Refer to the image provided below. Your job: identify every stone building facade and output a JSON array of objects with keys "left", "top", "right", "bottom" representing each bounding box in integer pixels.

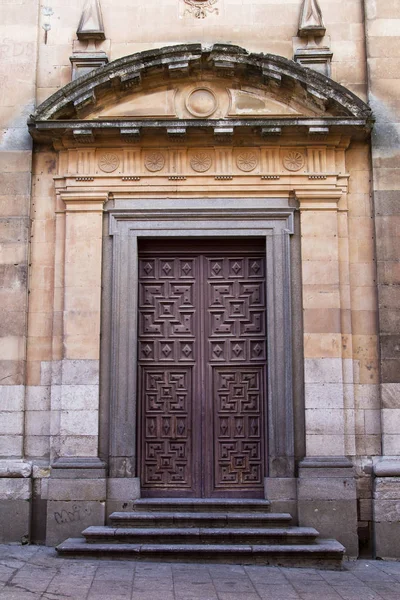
[{"left": 0, "top": 0, "right": 399, "bottom": 558}]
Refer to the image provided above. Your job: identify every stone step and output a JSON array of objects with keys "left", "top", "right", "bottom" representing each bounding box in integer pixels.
[
  {"left": 128, "top": 498, "right": 271, "bottom": 513},
  {"left": 83, "top": 525, "right": 319, "bottom": 545},
  {"left": 56, "top": 538, "right": 345, "bottom": 569},
  {"left": 109, "top": 511, "right": 292, "bottom": 529}
]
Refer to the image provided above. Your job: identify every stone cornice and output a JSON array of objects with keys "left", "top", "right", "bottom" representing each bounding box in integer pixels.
[
  {"left": 30, "top": 117, "right": 372, "bottom": 145},
  {"left": 28, "top": 44, "right": 373, "bottom": 144}
]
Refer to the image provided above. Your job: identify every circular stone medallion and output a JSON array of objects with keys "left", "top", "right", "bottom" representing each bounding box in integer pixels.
[
  {"left": 283, "top": 151, "right": 305, "bottom": 172},
  {"left": 144, "top": 152, "right": 166, "bottom": 172},
  {"left": 190, "top": 152, "right": 213, "bottom": 173},
  {"left": 236, "top": 152, "right": 258, "bottom": 172},
  {"left": 186, "top": 87, "right": 218, "bottom": 118},
  {"left": 98, "top": 153, "right": 120, "bottom": 173}
]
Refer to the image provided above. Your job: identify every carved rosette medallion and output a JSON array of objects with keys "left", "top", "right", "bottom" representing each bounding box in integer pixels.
[
  {"left": 144, "top": 152, "right": 165, "bottom": 172},
  {"left": 186, "top": 88, "right": 218, "bottom": 118},
  {"left": 98, "top": 153, "right": 120, "bottom": 173},
  {"left": 283, "top": 151, "right": 306, "bottom": 172},
  {"left": 183, "top": 0, "right": 219, "bottom": 19},
  {"left": 190, "top": 152, "right": 213, "bottom": 173},
  {"left": 236, "top": 152, "right": 258, "bottom": 173}
]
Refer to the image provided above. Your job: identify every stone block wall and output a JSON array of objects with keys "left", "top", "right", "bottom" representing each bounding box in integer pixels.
[
  {"left": 364, "top": 0, "right": 400, "bottom": 559},
  {"left": 0, "top": 0, "right": 39, "bottom": 542}
]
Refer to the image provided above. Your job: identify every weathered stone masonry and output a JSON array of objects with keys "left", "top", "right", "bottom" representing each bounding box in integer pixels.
[{"left": 0, "top": 0, "right": 399, "bottom": 559}]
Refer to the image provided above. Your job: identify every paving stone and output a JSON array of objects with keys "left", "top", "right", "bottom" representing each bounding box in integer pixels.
[
  {"left": 0, "top": 564, "right": 14, "bottom": 583},
  {"left": 255, "top": 583, "right": 302, "bottom": 599},
  {"left": 333, "top": 587, "right": 385, "bottom": 600},
  {"left": 0, "top": 545, "right": 399, "bottom": 600},
  {"left": 131, "top": 592, "right": 175, "bottom": 600},
  {"left": 46, "top": 583, "right": 90, "bottom": 598},
  {"left": 175, "top": 592, "right": 218, "bottom": 600},
  {"left": 300, "top": 594, "right": 342, "bottom": 600},
  {"left": 321, "top": 571, "right": 362, "bottom": 584},
  {"left": 173, "top": 572, "right": 213, "bottom": 583},
  {"left": 217, "top": 594, "right": 261, "bottom": 600},
  {"left": 213, "top": 578, "right": 257, "bottom": 593}
]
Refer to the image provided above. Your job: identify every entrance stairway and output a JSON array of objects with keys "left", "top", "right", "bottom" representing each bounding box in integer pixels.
[{"left": 56, "top": 498, "right": 345, "bottom": 569}]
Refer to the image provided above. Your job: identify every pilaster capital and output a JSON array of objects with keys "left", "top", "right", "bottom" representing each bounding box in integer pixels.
[
  {"left": 58, "top": 191, "right": 109, "bottom": 212},
  {"left": 296, "top": 190, "right": 343, "bottom": 211}
]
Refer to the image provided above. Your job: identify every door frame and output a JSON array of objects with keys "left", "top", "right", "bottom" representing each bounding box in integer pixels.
[{"left": 107, "top": 197, "right": 295, "bottom": 496}]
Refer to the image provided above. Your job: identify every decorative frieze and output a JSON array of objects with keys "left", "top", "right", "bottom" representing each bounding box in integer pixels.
[
  {"left": 283, "top": 151, "right": 306, "bottom": 172},
  {"left": 190, "top": 152, "right": 213, "bottom": 173},
  {"left": 98, "top": 153, "right": 120, "bottom": 173},
  {"left": 144, "top": 152, "right": 166, "bottom": 173},
  {"left": 236, "top": 152, "right": 258, "bottom": 173},
  {"left": 63, "top": 145, "right": 337, "bottom": 180}
]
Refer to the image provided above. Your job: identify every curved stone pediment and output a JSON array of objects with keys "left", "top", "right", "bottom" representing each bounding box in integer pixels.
[{"left": 29, "top": 44, "right": 372, "bottom": 137}]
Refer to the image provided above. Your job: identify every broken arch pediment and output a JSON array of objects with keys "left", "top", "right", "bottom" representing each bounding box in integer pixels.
[{"left": 29, "top": 44, "right": 373, "bottom": 141}]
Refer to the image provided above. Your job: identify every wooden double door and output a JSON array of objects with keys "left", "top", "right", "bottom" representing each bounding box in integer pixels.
[{"left": 138, "top": 239, "right": 267, "bottom": 497}]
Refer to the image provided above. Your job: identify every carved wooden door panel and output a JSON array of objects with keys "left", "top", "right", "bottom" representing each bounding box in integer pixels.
[{"left": 138, "top": 240, "right": 267, "bottom": 498}]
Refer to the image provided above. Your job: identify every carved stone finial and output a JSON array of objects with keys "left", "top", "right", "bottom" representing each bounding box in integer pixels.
[
  {"left": 77, "top": 0, "right": 105, "bottom": 41},
  {"left": 298, "top": 0, "right": 326, "bottom": 37}
]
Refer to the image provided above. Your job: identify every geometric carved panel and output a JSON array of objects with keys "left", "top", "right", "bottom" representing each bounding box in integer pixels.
[
  {"left": 138, "top": 242, "right": 267, "bottom": 497},
  {"left": 206, "top": 255, "right": 266, "bottom": 494}
]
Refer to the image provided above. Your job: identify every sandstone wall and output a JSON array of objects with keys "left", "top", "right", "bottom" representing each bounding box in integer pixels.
[
  {"left": 365, "top": 0, "right": 400, "bottom": 559},
  {"left": 0, "top": 0, "right": 39, "bottom": 542},
  {"left": 0, "top": 0, "right": 39, "bottom": 454}
]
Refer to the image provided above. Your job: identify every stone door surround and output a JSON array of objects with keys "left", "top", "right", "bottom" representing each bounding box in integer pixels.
[{"left": 28, "top": 42, "right": 373, "bottom": 496}]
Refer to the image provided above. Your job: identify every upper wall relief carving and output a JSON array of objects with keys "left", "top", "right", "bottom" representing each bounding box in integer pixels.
[
  {"left": 89, "top": 81, "right": 313, "bottom": 121},
  {"left": 181, "top": 0, "right": 219, "bottom": 19}
]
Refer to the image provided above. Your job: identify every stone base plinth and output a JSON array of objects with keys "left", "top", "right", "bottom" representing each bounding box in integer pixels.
[
  {"left": 0, "top": 463, "right": 32, "bottom": 543},
  {"left": 265, "top": 477, "right": 298, "bottom": 521},
  {"left": 374, "top": 460, "right": 400, "bottom": 559},
  {"left": 298, "top": 457, "right": 358, "bottom": 557},
  {"left": 45, "top": 458, "right": 107, "bottom": 546}
]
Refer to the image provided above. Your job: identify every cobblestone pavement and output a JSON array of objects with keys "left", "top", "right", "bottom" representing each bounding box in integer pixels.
[{"left": 1, "top": 545, "right": 400, "bottom": 600}]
